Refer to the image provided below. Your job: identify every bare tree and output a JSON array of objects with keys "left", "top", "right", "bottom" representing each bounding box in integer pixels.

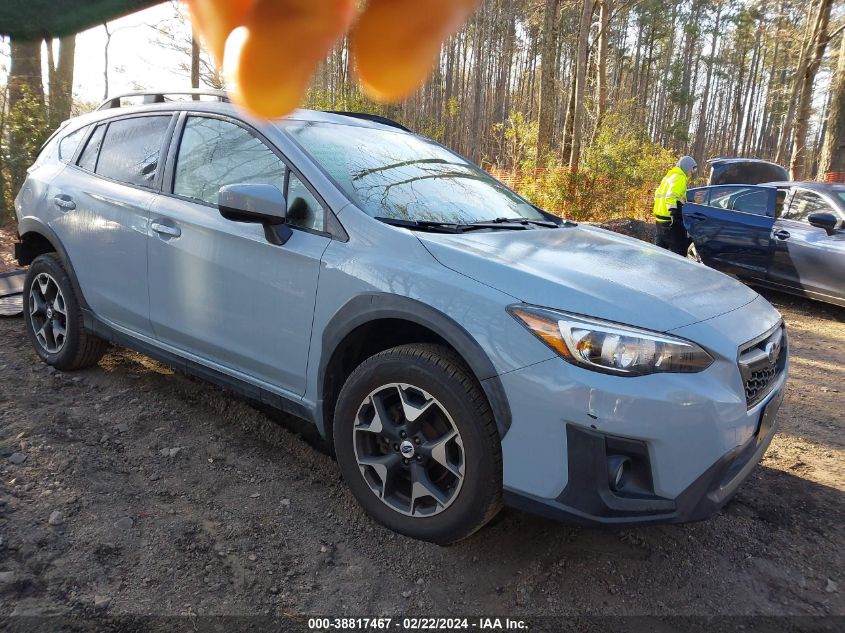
[
  {"left": 788, "top": 0, "right": 833, "bottom": 180},
  {"left": 47, "top": 35, "right": 76, "bottom": 127},
  {"left": 818, "top": 28, "right": 845, "bottom": 178},
  {"left": 536, "top": 0, "right": 560, "bottom": 164},
  {"left": 569, "top": 0, "right": 594, "bottom": 170}
]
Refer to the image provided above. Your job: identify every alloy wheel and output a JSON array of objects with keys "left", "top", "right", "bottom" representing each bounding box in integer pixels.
[
  {"left": 29, "top": 272, "right": 68, "bottom": 354},
  {"left": 353, "top": 382, "right": 465, "bottom": 517}
]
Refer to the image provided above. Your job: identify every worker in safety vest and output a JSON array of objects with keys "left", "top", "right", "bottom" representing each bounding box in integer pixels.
[{"left": 653, "top": 156, "right": 697, "bottom": 255}]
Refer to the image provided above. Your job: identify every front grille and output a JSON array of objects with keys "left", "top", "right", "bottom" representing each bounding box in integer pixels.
[{"left": 738, "top": 324, "right": 787, "bottom": 409}]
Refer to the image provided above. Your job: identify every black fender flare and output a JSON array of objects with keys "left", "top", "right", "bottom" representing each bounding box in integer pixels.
[
  {"left": 16, "top": 218, "right": 90, "bottom": 311},
  {"left": 317, "top": 293, "right": 512, "bottom": 439}
]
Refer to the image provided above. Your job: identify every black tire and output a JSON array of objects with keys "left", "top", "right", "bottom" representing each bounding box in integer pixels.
[
  {"left": 333, "top": 343, "right": 502, "bottom": 544},
  {"left": 23, "top": 253, "right": 108, "bottom": 370}
]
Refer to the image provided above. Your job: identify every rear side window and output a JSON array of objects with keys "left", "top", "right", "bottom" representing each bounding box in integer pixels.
[
  {"left": 173, "top": 116, "right": 285, "bottom": 205},
  {"left": 95, "top": 116, "right": 171, "bottom": 187},
  {"left": 77, "top": 124, "right": 106, "bottom": 172},
  {"left": 58, "top": 126, "right": 88, "bottom": 163},
  {"left": 708, "top": 185, "right": 772, "bottom": 216}
]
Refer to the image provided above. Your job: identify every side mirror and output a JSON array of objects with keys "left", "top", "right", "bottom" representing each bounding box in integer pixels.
[
  {"left": 218, "top": 183, "right": 291, "bottom": 245},
  {"left": 807, "top": 211, "right": 843, "bottom": 235}
]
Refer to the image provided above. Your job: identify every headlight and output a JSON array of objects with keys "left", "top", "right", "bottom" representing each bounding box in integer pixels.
[{"left": 508, "top": 305, "right": 713, "bottom": 376}]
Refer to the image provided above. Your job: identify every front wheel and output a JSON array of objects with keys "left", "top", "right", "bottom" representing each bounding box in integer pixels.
[{"left": 333, "top": 344, "right": 502, "bottom": 544}]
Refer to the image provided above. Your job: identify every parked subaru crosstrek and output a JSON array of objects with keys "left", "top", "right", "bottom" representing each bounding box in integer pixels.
[{"left": 15, "top": 91, "right": 788, "bottom": 544}]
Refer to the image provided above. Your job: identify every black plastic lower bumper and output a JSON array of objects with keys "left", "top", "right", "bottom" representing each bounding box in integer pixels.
[{"left": 504, "top": 387, "right": 784, "bottom": 527}]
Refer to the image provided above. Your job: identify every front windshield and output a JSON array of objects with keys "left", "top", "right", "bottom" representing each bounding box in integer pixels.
[{"left": 285, "top": 121, "right": 544, "bottom": 224}]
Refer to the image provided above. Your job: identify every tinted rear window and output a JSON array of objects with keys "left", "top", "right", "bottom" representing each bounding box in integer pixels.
[{"left": 95, "top": 116, "right": 171, "bottom": 187}]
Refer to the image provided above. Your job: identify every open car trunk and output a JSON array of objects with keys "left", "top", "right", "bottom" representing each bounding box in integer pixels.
[{"left": 707, "top": 159, "right": 788, "bottom": 186}]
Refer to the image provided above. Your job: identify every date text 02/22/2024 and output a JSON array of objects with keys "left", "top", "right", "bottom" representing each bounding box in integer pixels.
[{"left": 306, "top": 617, "right": 529, "bottom": 630}]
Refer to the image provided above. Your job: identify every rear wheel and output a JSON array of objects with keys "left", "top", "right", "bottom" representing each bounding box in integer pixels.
[
  {"left": 333, "top": 344, "right": 502, "bottom": 544},
  {"left": 23, "top": 254, "right": 108, "bottom": 370}
]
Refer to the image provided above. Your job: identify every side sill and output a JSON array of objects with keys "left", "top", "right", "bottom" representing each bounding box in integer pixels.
[{"left": 84, "top": 310, "right": 315, "bottom": 424}]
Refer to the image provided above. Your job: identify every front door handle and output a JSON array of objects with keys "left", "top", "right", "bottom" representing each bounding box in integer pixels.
[
  {"left": 54, "top": 195, "right": 76, "bottom": 211},
  {"left": 774, "top": 229, "right": 791, "bottom": 241},
  {"left": 687, "top": 212, "right": 707, "bottom": 221},
  {"left": 150, "top": 221, "right": 181, "bottom": 238}
]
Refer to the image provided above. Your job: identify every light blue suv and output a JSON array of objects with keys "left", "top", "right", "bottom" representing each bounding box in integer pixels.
[{"left": 14, "top": 91, "right": 788, "bottom": 544}]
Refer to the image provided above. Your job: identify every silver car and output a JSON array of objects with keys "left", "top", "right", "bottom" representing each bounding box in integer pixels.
[{"left": 14, "top": 91, "right": 788, "bottom": 544}]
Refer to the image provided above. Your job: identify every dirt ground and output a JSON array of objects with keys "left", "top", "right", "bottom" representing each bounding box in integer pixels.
[{"left": 0, "top": 242, "right": 842, "bottom": 625}]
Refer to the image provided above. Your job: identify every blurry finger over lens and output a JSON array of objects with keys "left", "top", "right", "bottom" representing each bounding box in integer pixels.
[
  {"left": 232, "top": 0, "right": 356, "bottom": 118},
  {"left": 351, "top": 0, "right": 479, "bottom": 102},
  {"left": 187, "top": 0, "right": 256, "bottom": 65}
]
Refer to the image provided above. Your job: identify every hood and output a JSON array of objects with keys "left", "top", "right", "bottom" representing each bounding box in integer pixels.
[{"left": 417, "top": 224, "right": 759, "bottom": 332}]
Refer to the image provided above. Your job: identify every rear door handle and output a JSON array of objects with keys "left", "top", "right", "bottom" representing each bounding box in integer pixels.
[
  {"left": 150, "top": 221, "right": 181, "bottom": 238},
  {"left": 54, "top": 195, "right": 76, "bottom": 211},
  {"left": 774, "top": 229, "right": 791, "bottom": 241},
  {"left": 687, "top": 212, "right": 707, "bottom": 220}
]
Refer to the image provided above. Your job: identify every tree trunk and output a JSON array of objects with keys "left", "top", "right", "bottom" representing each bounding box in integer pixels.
[
  {"left": 9, "top": 39, "right": 44, "bottom": 107},
  {"left": 776, "top": 2, "right": 816, "bottom": 166},
  {"left": 48, "top": 35, "right": 76, "bottom": 127},
  {"left": 818, "top": 31, "right": 845, "bottom": 178},
  {"left": 191, "top": 36, "right": 201, "bottom": 94},
  {"left": 789, "top": 0, "right": 833, "bottom": 180},
  {"left": 536, "top": 0, "right": 559, "bottom": 164},
  {"left": 8, "top": 37, "right": 46, "bottom": 200},
  {"left": 692, "top": 4, "right": 722, "bottom": 163},
  {"left": 103, "top": 24, "right": 112, "bottom": 101},
  {"left": 595, "top": 0, "right": 611, "bottom": 130},
  {"left": 569, "top": 0, "right": 593, "bottom": 170}
]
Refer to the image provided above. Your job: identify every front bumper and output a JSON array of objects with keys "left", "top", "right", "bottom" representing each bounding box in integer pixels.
[
  {"left": 495, "top": 294, "right": 787, "bottom": 526},
  {"left": 503, "top": 385, "right": 784, "bottom": 526}
]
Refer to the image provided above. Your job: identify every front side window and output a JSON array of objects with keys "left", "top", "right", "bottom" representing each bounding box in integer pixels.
[
  {"left": 286, "top": 172, "right": 325, "bottom": 232},
  {"left": 77, "top": 124, "right": 107, "bottom": 172},
  {"left": 786, "top": 191, "right": 834, "bottom": 223},
  {"left": 95, "top": 116, "right": 171, "bottom": 187},
  {"left": 173, "top": 116, "right": 285, "bottom": 205},
  {"left": 285, "top": 122, "right": 543, "bottom": 224}
]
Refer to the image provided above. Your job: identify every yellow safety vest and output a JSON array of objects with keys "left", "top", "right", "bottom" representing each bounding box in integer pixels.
[{"left": 653, "top": 167, "right": 688, "bottom": 220}]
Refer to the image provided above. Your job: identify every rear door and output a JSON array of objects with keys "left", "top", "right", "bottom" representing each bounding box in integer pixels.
[
  {"left": 683, "top": 185, "right": 777, "bottom": 277},
  {"left": 147, "top": 113, "right": 331, "bottom": 396},
  {"left": 50, "top": 113, "right": 176, "bottom": 335},
  {"left": 768, "top": 188, "right": 845, "bottom": 299}
]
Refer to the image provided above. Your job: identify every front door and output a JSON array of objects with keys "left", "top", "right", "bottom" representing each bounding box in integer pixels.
[
  {"left": 147, "top": 114, "right": 331, "bottom": 396},
  {"left": 768, "top": 189, "right": 845, "bottom": 299}
]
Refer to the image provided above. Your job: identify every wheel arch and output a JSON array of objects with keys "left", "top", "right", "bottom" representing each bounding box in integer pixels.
[
  {"left": 16, "top": 218, "right": 89, "bottom": 311},
  {"left": 317, "top": 293, "right": 512, "bottom": 442}
]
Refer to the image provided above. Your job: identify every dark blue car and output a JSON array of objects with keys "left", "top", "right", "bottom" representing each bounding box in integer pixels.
[{"left": 684, "top": 182, "right": 845, "bottom": 307}]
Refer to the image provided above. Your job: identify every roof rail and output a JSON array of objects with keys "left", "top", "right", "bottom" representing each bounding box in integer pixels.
[
  {"left": 323, "top": 111, "right": 411, "bottom": 132},
  {"left": 97, "top": 89, "right": 231, "bottom": 111}
]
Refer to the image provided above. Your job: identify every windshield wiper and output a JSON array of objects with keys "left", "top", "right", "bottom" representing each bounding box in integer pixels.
[
  {"left": 475, "top": 217, "right": 561, "bottom": 228},
  {"left": 375, "top": 216, "right": 561, "bottom": 233},
  {"left": 375, "top": 217, "right": 468, "bottom": 233}
]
